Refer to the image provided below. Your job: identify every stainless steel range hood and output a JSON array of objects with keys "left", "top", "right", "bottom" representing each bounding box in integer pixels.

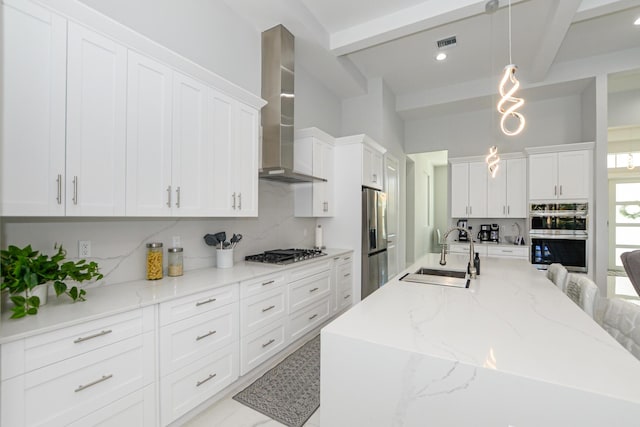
[{"left": 260, "top": 25, "right": 326, "bottom": 184}]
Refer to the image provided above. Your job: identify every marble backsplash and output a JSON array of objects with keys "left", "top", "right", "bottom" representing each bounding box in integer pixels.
[{"left": 1, "top": 181, "right": 316, "bottom": 286}]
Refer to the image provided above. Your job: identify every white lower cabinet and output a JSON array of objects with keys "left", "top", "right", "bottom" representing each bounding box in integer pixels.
[
  {"left": 68, "top": 385, "right": 156, "bottom": 427},
  {"left": 240, "top": 318, "right": 288, "bottom": 375},
  {"left": 289, "top": 297, "right": 330, "bottom": 342},
  {"left": 336, "top": 256, "right": 354, "bottom": 311},
  {"left": 449, "top": 243, "right": 528, "bottom": 260}
]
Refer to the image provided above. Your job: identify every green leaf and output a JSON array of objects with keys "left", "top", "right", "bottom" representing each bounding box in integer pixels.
[
  {"left": 10, "top": 295, "right": 26, "bottom": 305},
  {"left": 69, "top": 287, "right": 79, "bottom": 301},
  {"left": 10, "top": 306, "right": 26, "bottom": 319},
  {"left": 53, "top": 281, "right": 66, "bottom": 296},
  {"left": 26, "top": 307, "right": 38, "bottom": 315}
]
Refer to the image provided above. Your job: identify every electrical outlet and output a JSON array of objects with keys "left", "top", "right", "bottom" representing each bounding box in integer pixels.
[{"left": 78, "top": 240, "right": 91, "bottom": 258}]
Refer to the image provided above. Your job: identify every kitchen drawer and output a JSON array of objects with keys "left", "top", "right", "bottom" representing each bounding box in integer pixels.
[
  {"left": 160, "top": 302, "right": 238, "bottom": 375},
  {"left": 240, "top": 286, "right": 286, "bottom": 336},
  {"left": 487, "top": 245, "right": 529, "bottom": 259},
  {"left": 289, "top": 296, "right": 330, "bottom": 342},
  {"left": 336, "top": 253, "right": 353, "bottom": 265},
  {"left": 240, "top": 318, "right": 287, "bottom": 375},
  {"left": 337, "top": 262, "right": 353, "bottom": 289},
  {"left": 240, "top": 271, "right": 286, "bottom": 299},
  {"left": 288, "top": 259, "right": 332, "bottom": 282},
  {"left": 289, "top": 270, "right": 331, "bottom": 313},
  {"left": 449, "top": 243, "right": 487, "bottom": 257},
  {"left": 1, "top": 332, "right": 154, "bottom": 427},
  {"left": 338, "top": 288, "right": 353, "bottom": 310},
  {"left": 160, "top": 342, "right": 238, "bottom": 425},
  {"left": 1, "top": 307, "right": 153, "bottom": 380},
  {"left": 68, "top": 384, "right": 156, "bottom": 427},
  {"left": 159, "top": 283, "right": 238, "bottom": 326}
]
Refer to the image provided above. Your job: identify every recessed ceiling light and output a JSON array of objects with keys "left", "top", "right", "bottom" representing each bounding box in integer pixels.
[
  {"left": 435, "top": 52, "right": 447, "bottom": 61},
  {"left": 634, "top": 17, "right": 640, "bottom": 26}
]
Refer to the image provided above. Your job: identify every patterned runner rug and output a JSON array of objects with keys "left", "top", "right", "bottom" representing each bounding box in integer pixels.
[{"left": 233, "top": 334, "right": 320, "bottom": 427}]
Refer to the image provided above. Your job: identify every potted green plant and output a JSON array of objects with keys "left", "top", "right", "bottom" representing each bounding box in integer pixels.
[{"left": 0, "top": 245, "right": 103, "bottom": 319}]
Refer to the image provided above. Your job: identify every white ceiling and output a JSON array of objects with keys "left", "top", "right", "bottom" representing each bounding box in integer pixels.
[{"left": 225, "top": 0, "right": 640, "bottom": 119}]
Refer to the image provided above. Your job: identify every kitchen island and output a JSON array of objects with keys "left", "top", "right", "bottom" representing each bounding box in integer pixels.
[{"left": 321, "top": 253, "right": 640, "bottom": 426}]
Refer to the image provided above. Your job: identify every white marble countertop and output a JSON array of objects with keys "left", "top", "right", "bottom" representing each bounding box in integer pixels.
[
  {"left": 323, "top": 252, "right": 640, "bottom": 404},
  {"left": 0, "top": 248, "right": 352, "bottom": 344}
]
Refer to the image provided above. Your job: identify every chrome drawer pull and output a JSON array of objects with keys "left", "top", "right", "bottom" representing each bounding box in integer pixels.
[
  {"left": 196, "top": 330, "right": 217, "bottom": 341},
  {"left": 262, "top": 305, "right": 276, "bottom": 312},
  {"left": 262, "top": 338, "right": 275, "bottom": 348},
  {"left": 344, "top": 273, "right": 351, "bottom": 277},
  {"left": 344, "top": 294, "right": 351, "bottom": 299},
  {"left": 56, "top": 174, "right": 62, "bottom": 204},
  {"left": 333, "top": 257, "right": 340, "bottom": 261},
  {"left": 262, "top": 280, "right": 275, "bottom": 286},
  {"left": 74, "top": 329, "right": 113, "bottom": 344},
  {"left": 308, "top": 314, "right": 318, "bottom": 320},
  {"left": 74, "top": 374, "right": 113, "bottom": 392},
  {"left": 344, "top": 257, "right": 351, "bottom": 261},
  {"left": 309, "top": 287, "right": 319, "bottom": 293},
  {"left": 166, "top": 185, "right": 172, "bottom": 207},
  {"left": 196, "top": 373, "right": 217, "bottom": 387},
  {"left": 196, "top": 298, "right": 217, "bottom": 306},
  {"left": 176, "top": 186, "right": 181, "bottom": 208},
  {"left": 502, "top": 250, "right": 513, "bottom": 253}
]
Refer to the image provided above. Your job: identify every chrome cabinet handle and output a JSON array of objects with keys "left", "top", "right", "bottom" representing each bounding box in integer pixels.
[
  {"left": 262, "top": 338, "right": 275, "bottom": 348},
  {"left": 502, "top": 250, "right": 513, "bottom": 253},
  {"left": 232, "top": 192, "right": 236, "bottom": 209},
  {"left": 196, "top": 373, "right": 217, "bottom": 387},
  {"left": 72, "top": 176, "right": 78, "bottom": 205},
  {"left": 176, "top": 186, "right": 181, "bottom": 208},
  {"left": 559, "top": 185, "right": 563, "bottom": 195},
  {"left": 195, "top": 297, "right": 217, "bottom": 306},
  {"left": 309, "top": 287, "right": 319, "bottom": 293},
  {"left": 344, "top": 273, "right": 351, "bottom": 277},
  {"left": 196, "top": 330, "right": 217, "bottom": 341},
  {"left": 554, "top": 185, "right": 557, "bottom": 196},
  {"left": 507, "top": 206, "right": 510, "bottom": 215},
  {"left": 469, "top": 206, "right": 472, "bottom": 215},
  {"left": 56, "top": 174, "right": 62, "bottom": 204},
  {"left": 372, "top": 173, "right": 377, "bottom": 183},
  {"left": 238, "top": 193, "right": 242, "bottom": 210},
  {"left": 344, "top": 257, "right": 351, "bottom": 261},
  {"left": 344, "top": 294, "right": 351, "bottom": 299},
  {"left": 262, "top": 280, "right": 275, "bottom": 286},
  {"left": 74, "top": 374, "right": 113, "bottom": 392},
  {"left": 166, "top": 186, "right": 172, "bottom": 207},
  {"left": 74, "top": 329, "right": 113, "bottom": 344},
  {"left": 503, "top": 206, "right": 506, "bottom": 215},
  {"left": 262, "top": 305, "right": 275, "bottom": 312},
  {"left": 308, "top": 313, "right": 318, "bottom": 320}
]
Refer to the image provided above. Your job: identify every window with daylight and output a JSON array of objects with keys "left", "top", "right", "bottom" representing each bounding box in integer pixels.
[{"left": 609, "top": 179, "right": 640, "bottom": 300}]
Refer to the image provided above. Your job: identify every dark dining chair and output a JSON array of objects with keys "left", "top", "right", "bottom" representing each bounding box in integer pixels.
[{"left": 621, "top": 250, "right": 640, "bottom": 298}]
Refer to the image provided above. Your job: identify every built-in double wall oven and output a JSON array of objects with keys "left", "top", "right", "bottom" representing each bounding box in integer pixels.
[{"left": 529, "top": 203, "right": 588, "bottom": 272}]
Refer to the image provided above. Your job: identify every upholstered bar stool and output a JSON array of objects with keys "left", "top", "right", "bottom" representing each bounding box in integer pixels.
[
  {"left": 565, "top": 273, "right": 600, "bottom": 319},
  {"left": 601, "top": 298, "right": 640, "bottom": 361},
  {"left": 621, "top": 250, "right": 640, "bottom": 298},
  {"left": 546, "top": 263, "right": 569, "bottom": 292}
]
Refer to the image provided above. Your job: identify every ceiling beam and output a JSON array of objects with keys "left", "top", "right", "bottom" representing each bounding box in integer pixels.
[
  {"left": 527, "top": 0, "right": 582, "bottom": 83},
  {"left": 329, "top": 0, "right": 527, "bottom": 56},
  {"left": 574, "top": 0, "right": 639, "bottom": 23}
]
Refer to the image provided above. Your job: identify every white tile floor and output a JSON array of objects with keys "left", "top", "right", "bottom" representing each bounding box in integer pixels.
[{"left": 184, "top": 393, "right": 321, "bottom": 427}]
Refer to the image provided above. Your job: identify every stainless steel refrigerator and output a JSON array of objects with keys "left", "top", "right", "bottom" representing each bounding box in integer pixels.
[{"left": 362, "top": 187, "right": 388, "bottom": 299}]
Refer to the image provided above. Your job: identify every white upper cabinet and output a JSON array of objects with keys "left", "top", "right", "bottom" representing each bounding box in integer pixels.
[
  {"left": 294, "top": 128, "right": 335, "bottom": 217},
  {"left": 451, "top": 161, "right": 487, "bottom": 218},
  {"left": 1, "top": 0, "right": 67, "bottom": 216},
  {"left": 209, "top": 90, "right": 236, "bottom": 216},
  {"left": 487, "top": 157, "right": 527, "bottom": 218},
  {"left": 233, "top": 102, "right": 259, "bottom": 217},
  {"left": 66, "top": 22, "right": 127, "bottom": 216},
  {"left": 362, "top": 144, "right": 384, "bottom": 190},
  {"left": 126, "top": 51, "right": 173, "bottom": 216},
  {"left": 529, "top": 149, "right": 591, "bottom": 200}
]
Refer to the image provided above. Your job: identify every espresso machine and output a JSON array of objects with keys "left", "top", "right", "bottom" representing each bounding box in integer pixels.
[
  {"left": 490, "top": 224, "right": 500, "bottom": 242},
  {"left": 457, "top": 219, "right": 469, "bottom": 241},
  {"left": 478, "top": 224, "right": 491, "bottom": 242}
]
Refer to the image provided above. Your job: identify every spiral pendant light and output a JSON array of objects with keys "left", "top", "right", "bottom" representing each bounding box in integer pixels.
[{"left": 486, "top": 145, "right": 500, "bottom": 178}]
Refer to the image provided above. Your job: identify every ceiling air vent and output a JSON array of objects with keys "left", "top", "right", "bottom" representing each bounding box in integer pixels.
[{"left": 436, "top": 35, "right": 457, "bottom": 49}]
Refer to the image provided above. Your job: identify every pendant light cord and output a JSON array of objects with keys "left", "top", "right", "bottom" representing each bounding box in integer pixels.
[{"left": 508, "top": 0, "right": 512, "bottom": 64}]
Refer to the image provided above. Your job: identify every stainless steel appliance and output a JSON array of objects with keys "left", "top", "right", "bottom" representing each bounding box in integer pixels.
[
  {"left": 245, "top": 248, "right": 326, "bottom": 265},
  {"left": 457, "top": 219, "right": 469, "bottom": 242},
  {"left": 529, "top": 203, "right": 588, "bottom": 272},
  {"left": 478, "top": 224, "right": 491, "bottom": 242},
  {"left": 362, "top": 188, "right": 388, "bottom": 299},
  {"left": 490, "top": 224, "right": 500, "bottom": 242}
]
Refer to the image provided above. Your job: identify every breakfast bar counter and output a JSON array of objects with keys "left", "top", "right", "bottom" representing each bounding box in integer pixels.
[{"left": 321, "top": 253, "right": 640, "bottom": 426}]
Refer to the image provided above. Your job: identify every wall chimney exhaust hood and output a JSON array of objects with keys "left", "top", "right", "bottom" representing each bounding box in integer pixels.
[{"left": 260, "top": 24, "right": 326, "bottom": 184}]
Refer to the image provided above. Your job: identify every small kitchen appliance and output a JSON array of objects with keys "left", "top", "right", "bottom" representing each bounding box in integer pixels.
[
  {"left": 478, "top": 224, "right": 491, "bottom": 242},
  {"left": 490, "top": 224, "right": 500, "bottom": 242},
  {"left": 457, "top": 219, "right": 469, "bottom": 242}
]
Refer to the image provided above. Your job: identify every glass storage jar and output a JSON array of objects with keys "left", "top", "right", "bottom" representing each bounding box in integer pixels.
[
  {"left": 146, "top": 242, "right": 163, "bottom": 280},
  {"left": 167, "top": 247, "right": 184, "bottom": 277}
]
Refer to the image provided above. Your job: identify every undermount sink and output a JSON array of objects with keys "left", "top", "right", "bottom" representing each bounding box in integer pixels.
[{"left": 400, "top": 267, "right": 470, "bottom": 288}]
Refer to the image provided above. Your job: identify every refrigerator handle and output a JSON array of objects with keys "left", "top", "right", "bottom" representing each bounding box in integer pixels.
[{"left": 370, "top": 228, "right": 377, "bottom": 250}]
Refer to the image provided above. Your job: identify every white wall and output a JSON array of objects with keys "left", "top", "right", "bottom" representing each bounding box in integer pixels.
[
  {"left": 609, "top": 89, "right": 640, "bottom": 128},
  {"left": 404, "top": 94, "right": 584, "bottom": 157},
  {"left": 78, "top": 0, "right": 261, "bottom": 95},
  {"left": 295, "top": 65, "right": 342, "bottom": 136}
]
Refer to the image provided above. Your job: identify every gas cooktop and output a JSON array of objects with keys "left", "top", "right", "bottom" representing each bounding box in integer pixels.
[{"left": 245, "top": 248, "right": 326, "bottom": 265}]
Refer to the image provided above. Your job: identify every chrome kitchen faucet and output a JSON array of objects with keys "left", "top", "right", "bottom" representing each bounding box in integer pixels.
[{"left": 440, "top": 227, "right": 476, "bottom": 279}]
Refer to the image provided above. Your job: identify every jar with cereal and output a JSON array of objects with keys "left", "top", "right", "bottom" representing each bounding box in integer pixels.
[
  {"left": 146, "top": 242, "right": 163, "bottom": 280},
  {"left": 167, "top": 247, "right": 184, "bottom": 277}
]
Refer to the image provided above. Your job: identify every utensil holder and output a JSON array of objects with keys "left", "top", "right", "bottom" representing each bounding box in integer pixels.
[{"left": 216, "top": 248, "right": 233, "bottom": 269}]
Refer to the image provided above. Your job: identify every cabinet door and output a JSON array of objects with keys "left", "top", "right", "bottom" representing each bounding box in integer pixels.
[
  {"left": 233, "top": 102, "right": 259, "bottom": 216},
  {"left": 172, "top": 72, "right": 211, "bottom": 216},
  {"left": 384, "top": 155, "right": 400, "bottom": 278},
  {"left": 557, "top": 150, "right": 590, "bottom": 200},
  {"left": 126, "top": 51, "right": 173, "bottom": 216},
  {"left": 66, "top": 23, "right": 127, "bottom": 216},
  {"left": 467, "top": 162, "right": 487, "bottom": 217},
  {"left": 1, "top": 0, "right": 66, "bottom": 216},
  {"left": 450, "top": 163, "right": 469, "bottom": 218},
  {"left": 529, "top": 153, "right": 558, "bottom": 200},
  {"left": 487, "top": 162, "right": 507, "bottom": 218},
  {"left": 505, "top": 157, "right": 527, "bottom": 217},
  {"left": 312, "top": 141, "right": 334, "bottom": 216},
  {"left": 362, "top": 145, "right": 374, "bottom": 188},
  {"left": 372, "top": 150, "right": 384, "bottom": 190},
  {"left": 323, "top": 143, "right": 335, "bottom": 216},
  {"left": 209, "top": 89, "right": 235, "bottom": 216}
]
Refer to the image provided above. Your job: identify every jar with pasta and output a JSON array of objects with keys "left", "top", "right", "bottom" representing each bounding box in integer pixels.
[{"left": 146, "top": 242, "right": 163, "bottom": 280}]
